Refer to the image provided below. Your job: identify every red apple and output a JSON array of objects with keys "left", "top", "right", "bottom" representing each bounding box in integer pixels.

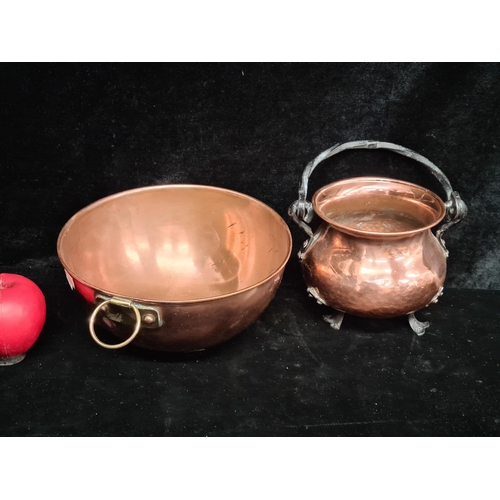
[{"left": 0, "top": 273, "right": 46, "bottom": 364}]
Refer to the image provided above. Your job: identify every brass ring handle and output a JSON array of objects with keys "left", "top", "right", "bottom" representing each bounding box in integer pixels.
[{"left": 89, "top": 298, "right": 142, "bottom": 349}]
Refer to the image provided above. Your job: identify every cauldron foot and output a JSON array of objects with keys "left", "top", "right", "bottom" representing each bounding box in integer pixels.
[
  {"left": 407, "top": 312, "right": 430, "bottom": 336},
  {"left": 323, "top": 311, "right": 345, "bottom": 330}
]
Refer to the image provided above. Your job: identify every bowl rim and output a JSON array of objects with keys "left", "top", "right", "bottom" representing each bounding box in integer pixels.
[
  {"left": 312, "top": 176, "right": 447, "bottom": 239},
  {"left": 57, "top": 184, "right": 293, "bottom": 304}
]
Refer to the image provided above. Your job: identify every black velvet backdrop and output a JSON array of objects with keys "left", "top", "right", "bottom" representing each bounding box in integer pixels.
[
  {"left": 1, "top": 63, "right": 499, "bottom": 437},
  {"left": 1, "top": 62, "right": 498, "bottom": 287}
]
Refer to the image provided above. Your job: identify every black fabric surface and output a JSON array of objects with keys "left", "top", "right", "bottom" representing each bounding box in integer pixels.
[
  {"left": 1, "top": 63, "right": 499, "bottom": 436},
  {"left": 2, "top": 264, "right": 499, "bottom": 437}
]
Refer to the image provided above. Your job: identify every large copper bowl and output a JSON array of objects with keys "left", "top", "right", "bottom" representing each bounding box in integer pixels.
[{"left": 57, "top": 185, "right": 292, "bottom": 352}]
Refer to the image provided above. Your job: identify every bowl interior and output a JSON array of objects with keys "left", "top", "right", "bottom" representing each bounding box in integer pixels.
[
  {"left": 313, "top": 177, "right": 446, "bottom": 237},
  {"left": 58, "top": 185, "right": 291, "bottom": 302}
]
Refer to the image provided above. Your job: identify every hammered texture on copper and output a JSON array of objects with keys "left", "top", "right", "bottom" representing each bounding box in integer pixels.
[{"left": 301, "top": 224, "right": 447, "bottom": 318}]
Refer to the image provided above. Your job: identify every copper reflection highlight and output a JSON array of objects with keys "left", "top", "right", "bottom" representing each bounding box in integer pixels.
[{"left": 313, "top": 177, "right": 446, "bottom": 239}]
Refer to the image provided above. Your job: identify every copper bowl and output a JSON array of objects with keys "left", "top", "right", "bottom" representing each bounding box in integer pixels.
[{"left": 57, "top": 185, "right": 292, "bottom": 352}]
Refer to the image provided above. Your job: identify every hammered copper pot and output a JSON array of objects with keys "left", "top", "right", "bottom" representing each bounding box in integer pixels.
[
  {"left": 57, "top": 185, "right": 292, "bottom": 352},
  {"left": 289, "top": 140, "right": 468, "bottom": 335}
]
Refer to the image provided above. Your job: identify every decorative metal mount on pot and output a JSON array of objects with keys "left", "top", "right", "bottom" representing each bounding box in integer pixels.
[{"left": 288, "top": 140, "right": 467, "bottom": 335}]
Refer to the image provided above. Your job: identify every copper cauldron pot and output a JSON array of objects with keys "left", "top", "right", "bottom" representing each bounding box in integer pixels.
[
  {"left": 289, "top": 141, "right": 467, "bottom": 335},
  {"left": 57, "top": 185, "right": 292, "bottom": 352}
]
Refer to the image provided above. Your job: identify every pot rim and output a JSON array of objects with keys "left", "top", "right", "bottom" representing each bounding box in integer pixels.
[
  {"left": 312, "top": 176, "right": 447, "bottom": 239},
  {"left": 57, "top": 183, "right": 293, "bottom": 304}
]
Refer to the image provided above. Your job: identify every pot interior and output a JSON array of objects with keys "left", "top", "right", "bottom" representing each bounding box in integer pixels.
[
  {"left": 313, "top": 177, "right": 446, "bottom": 238},
  {"left": 58, "top": 185, "right": 291, "bottom": 302}
]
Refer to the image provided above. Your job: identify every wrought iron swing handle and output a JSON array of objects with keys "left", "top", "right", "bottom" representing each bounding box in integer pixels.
[{"left": 288, "top": 140, "right": 468, "bottom": 253}]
